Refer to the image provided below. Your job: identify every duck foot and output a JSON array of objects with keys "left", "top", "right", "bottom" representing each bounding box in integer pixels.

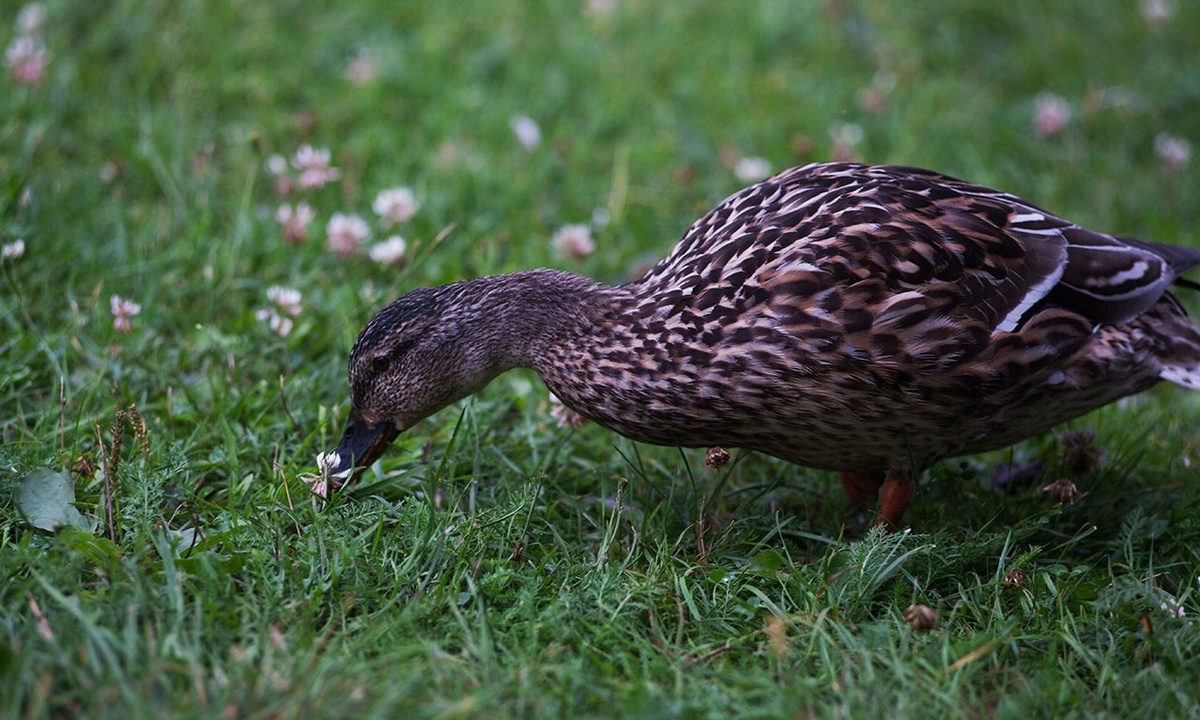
[
  {"left": 875, "top": 474, "right": 914, "bottom": 530},
  {"left": 838, "top": 470, "right": 913, "bottom": 530},
  {"left": 838, "top": 470, "right": 883, "bottom": 510}
]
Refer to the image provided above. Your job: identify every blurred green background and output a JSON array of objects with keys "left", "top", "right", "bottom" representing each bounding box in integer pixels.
[{"left": 2, "top": 1, "right": 1199, "bottom": 718}]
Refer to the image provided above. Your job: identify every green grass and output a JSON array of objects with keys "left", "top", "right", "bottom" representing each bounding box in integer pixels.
[{"left": 3, "top": 1, "right": 1200, "bottom": 717}]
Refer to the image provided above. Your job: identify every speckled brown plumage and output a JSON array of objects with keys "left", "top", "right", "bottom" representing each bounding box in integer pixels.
[{"left": 331, "top": 162, "right": 1200, "bottom": 527}]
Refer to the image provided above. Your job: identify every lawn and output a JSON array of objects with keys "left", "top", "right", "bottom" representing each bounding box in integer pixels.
[{"left": 3, "top": 1, "right": 1200, "bottom": 718}]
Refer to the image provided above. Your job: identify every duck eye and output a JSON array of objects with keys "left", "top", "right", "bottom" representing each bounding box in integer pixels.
[{"left": 370, "top": 355, "right": 390, "bottom": 372}]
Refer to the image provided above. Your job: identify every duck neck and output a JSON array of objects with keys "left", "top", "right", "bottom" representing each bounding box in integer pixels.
[{"left": 462, "top": 268, "right": 624, "bottom": 372}]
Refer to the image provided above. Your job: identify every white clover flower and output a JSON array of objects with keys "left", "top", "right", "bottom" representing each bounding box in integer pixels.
[
  {"left": 1154, "top": 133, "right": 1191, "bottom": 171},
  {"left": 255, "top": 308, "right": 293, "bottom": 337},
  {"left": 292, "top": 144, "right": 340, "bottom": 188},
  {"left": 1159, "top": 594, "right": 1186, "bottom": 618},
  {"left": 256, "top": 286, "right": 302, "bottom": 337},
  {"left": 1140, "top": 0, "right": 1174, "bottom": 23},
  {"left": 551, "top": 223, "right": 595, "bottom": 260},
  {"left": 266, "top": 285, "right": 303, "bottom": 316},
  {"left": 2, "top": 240, "right": 25, "bottom": 261},
  {"left": 1034, "top": 93, "right": 1070, "bottom": 138},
  {"left": 5, "top": 36, "right": 47, "bottom": 86},
  {"left": 733, "top": 156, "right": 771, "bottom": 183},
  {"left": 316, "top": 451, "right": 340, "bottom": 474},
  {"left": 369, "top": 235, "right": 408, "bottom": 264},
  {"left": 110, "top": 295, "right": 141, "bottom": 333},
  {"left": 17, "top": 4, "right": 46, "bottom": 36},
  {"left": 372, "top": 187, "right": 419, "bottom": 226},
  {"left": 326, "top": 213, "right": 370, "bottom": 257},
  {"left": 293, "top": 144, "right": 329, "bottom": 169},
  {"left": 510, "top": 114, "right": 542, "bottom": 150},
  {"left": 302, "top": 473, "right": 328, "bottom": 498},
  {"left": 302, "top": 451, "right": 341, "bottom": 499},
  {"left": 275, "top": 202, "right": 315, "bottom": 243},
  {"left": 266, "top": 154, "right": 289, "bottom": 176}
]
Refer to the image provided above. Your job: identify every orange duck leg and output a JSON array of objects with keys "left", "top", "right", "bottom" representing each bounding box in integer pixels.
[{"left": 838, "top": 470, "right": 914, "bottom": 530}]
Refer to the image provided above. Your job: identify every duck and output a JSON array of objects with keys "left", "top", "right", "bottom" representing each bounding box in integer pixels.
[{"left": 328, "top": 162, "right": 1200, "bottom": 528}]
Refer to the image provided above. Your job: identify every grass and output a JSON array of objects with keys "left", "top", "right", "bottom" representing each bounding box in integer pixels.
[{"left": 3, "top": 0, "right": 1200, "bottom": 717}]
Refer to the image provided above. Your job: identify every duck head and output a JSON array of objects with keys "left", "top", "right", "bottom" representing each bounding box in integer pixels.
[{"left": 327, "top": 277, "right": 544, "bottom": 483}]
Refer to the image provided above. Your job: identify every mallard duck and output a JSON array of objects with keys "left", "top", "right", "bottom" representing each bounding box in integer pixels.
[{"left": 329, "top": 162, "right": 1200, "bottom": 527}]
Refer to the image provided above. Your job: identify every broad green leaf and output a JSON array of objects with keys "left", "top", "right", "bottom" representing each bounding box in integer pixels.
[{"left": 17, "top": 468, "right": 97, "bottom": 533}]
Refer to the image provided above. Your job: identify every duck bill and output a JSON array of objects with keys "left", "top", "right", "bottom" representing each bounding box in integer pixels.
[{"left": 329, "top": 412, "right": 401, "bottom": 486}]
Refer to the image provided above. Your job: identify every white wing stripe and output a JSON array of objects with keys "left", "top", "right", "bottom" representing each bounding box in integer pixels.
[
  {"left": 1083, "top": 260, "right": 1150, "bottom": 289},
  {"left": 1009, "top": 211, "right": 1046, "bottom": 225},
  {"left": 997, "top": 262, "right": 1065, "bottom": 333}
]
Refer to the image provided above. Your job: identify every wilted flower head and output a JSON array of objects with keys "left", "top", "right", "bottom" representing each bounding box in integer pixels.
[
  {"left": 510, "top": 114, "right": 542, "bottom": 150},
  {"left": 1058, "top": 428, "right": 1106, "bottom": 475},
  {"left": 2, "top": 240, "right": 24, "bottom": 261},
  {"left": 369, "top": 235, "right": 408, "bottom": 265},
  {"left": 5, "top": 36, "right": 47, "bottom": 86},
  {"left": 733, "top": 156, "right": 771, "bottom": 183},
  {"left": 1002, "top": 568, "right": 1028, "bottom": 589},
  {"left": 904, "top": 604, "right": 938, "bottom": 632},
  {"left": 110, "top": 295, "right": 141, "bottom": 333},
  {"left": 372, "top": 187, "right": 419, "bottom": 226},
  {"left": 275, "top": 202, "right": 315, "bottom": 243},
  {"left": 1033, "top": 93, "right": 1071, "bottom": 138},
  {"left": 326, "top": 213, "right": 369, "bottom": 258},
  {"left": 551, "top": 223, "right": 595, "bottom": 260},
  {"left": 1042, "top": 477, "right": 1085, "bottom": 505},
  {"left": 1154, "top": 133, "right": 1191, "bottom": 172},
  {"left": 292, "top": 145, "right": 340, "bottom": 188},
  {"left": 705, "top": 446, "right": 731, "bottom": 469}
]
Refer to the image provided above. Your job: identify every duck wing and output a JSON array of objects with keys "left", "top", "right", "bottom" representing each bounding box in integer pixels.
[{"left": 637, "top": 163, "right": 1199, "bottom": 376}]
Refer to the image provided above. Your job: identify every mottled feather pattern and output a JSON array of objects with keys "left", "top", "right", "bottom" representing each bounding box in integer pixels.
[
  {"left": 535, "top": 163, "right": 1200, "bottom": 471},
  {"left": 334, "top": 162, "right": 1200, "bottom": 524}
]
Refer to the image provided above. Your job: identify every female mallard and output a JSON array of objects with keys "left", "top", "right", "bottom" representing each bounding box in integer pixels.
[{"left": 329, "top": 162, "right": 1200, "bottom": 527}]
